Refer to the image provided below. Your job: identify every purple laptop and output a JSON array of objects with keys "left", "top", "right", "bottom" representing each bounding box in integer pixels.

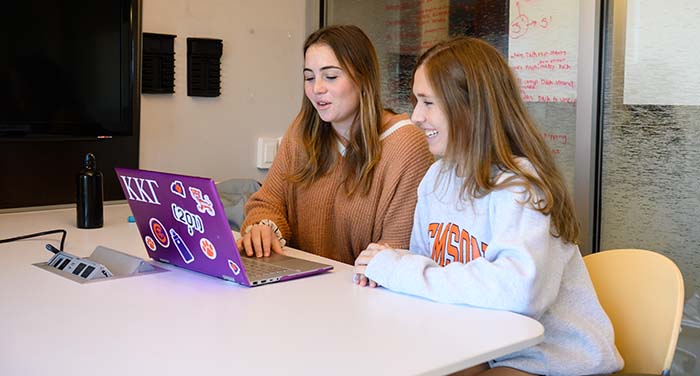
[{"left": 115, "top": 168, "right": 332, "bottom": 287}]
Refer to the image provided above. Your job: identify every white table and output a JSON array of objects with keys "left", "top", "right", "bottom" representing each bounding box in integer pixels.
[{"left": 0, "top": 204, "right": 544, "bottom": 376}]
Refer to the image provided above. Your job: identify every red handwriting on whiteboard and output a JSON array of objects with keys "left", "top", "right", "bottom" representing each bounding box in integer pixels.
[
  {"left": 542, "top": 132, "right": 568, "bottom": 145},
  {"left": 536, "top": 96, "right": 576, "bottom": 103},
  {"left": 510, "top": 1, "right": 552, "bottom": 39},
  {"left": 543, "top": 132, "right": 568, "bottom": 155}
]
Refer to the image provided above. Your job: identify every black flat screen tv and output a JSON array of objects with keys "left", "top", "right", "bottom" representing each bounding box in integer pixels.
[{"left": 1, "top": 0, "right": 137, "bottom": 139}]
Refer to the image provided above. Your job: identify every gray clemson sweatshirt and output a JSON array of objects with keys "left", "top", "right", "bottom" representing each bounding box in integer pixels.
[{"left": 365, "top": 160, "right": 623, "bottom": 376}]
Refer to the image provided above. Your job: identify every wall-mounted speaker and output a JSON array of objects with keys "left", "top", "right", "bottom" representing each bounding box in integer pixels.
[
  {"left": 187, "top": 38, "right": 222, "bottom": 97},
  {"left": 142, "top": 33, "right": 176, "bottom": 94}
]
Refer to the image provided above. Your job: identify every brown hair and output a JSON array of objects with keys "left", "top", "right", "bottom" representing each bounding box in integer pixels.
[
  {"left": 290, "top": 25, "right": 384, "bottom": 196},
  {"left": 413, "top": 37, "right": 579, "bottom": 243}
]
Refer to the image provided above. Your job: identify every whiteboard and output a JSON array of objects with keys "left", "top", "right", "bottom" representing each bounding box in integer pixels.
[
  {"left": 624, "top": 0, "right": 700, "bottom": 106},
  {"left": 508, "top": 0, "right": 579, "bottom": 103}
]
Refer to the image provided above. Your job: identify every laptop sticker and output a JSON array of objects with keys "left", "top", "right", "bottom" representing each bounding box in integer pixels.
[
  {"left": 189, "top": 187, "right": 215, "bottom": 216},
  {"left": 200, "top": 238, "right": 217, "bottom": 259},
  {"left": 145, "top": 236, "right": 157, "bottom": 251},
  {"left": 170, "top": 180, "right": 187, "bottom": 198},
  {"left": 149, "top": 218, "right": 170, "bottom": 248},
  {"left": 228, "top": 259, "right": 241, "bottom": 276},
  {"left": 171, "top": 203, "right": 204, "bottom": 236},
  {"left": 169, "top": 228, "right": 195, "bottom": 264},
  {"left": 120, "top": 175, "right": 162, "bottom": 205}
]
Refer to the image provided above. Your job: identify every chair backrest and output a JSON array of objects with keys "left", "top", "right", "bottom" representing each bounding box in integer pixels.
[
  {"left": 215, "top": 178, "right": 261, "bottom": 231},
  {"left": 583, "top": 249, "right": 684, "bottom": 374}
]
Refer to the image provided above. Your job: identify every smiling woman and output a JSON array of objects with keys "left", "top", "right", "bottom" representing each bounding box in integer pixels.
[
  {"left": 355, "top": 37, "right": 623, "bottom": 376},
  {"left": 410, "top": 64, "right": 450, "bottom": 157},
  {"left": 237, "top": 25, "right": 434, "bottom": 265}
]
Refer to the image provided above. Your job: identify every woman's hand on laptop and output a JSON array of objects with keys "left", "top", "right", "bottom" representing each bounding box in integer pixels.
[{"left": 237, "top": 224, "right": 284, "bottom": 258}]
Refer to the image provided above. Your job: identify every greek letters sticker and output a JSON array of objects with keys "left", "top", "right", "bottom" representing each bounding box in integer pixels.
[
  {"left": 170, "top": 180, "right": 187, "bottom": 198},
  {"left": 189, "top": 187, "right": 215, "bottom": 216},
  {"left": 144, "top": 236, "right": 157, "bottom": 251},
  {"left": 200, "top": 237, "right": 217, "bottom": 260},
  {"left": 169, "top": 229, "right": 195, "bottom": 264},
  {"left": 228, "top": 260, "right": 241, "bottom": 276},
  {"left": 149, "top": 218, "right": 170, "bottom": 248},
  {"left": 171, "top": 203, "right": 205, "bottom": 236},
  {"left": 120, "top": 175, "right": 161, "bottom": 205}
]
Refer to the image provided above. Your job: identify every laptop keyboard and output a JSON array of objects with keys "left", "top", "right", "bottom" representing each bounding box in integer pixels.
[{"left": 243, "top": 258, "right": 291, "bottom": 276}]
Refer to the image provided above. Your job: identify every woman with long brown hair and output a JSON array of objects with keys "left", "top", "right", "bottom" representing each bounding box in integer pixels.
[
  {"left": 354, "top": 37, "right": 622, "bottom": 375},
  {"left": 239, "top": 25, "right": 433, "bottom": 265}
]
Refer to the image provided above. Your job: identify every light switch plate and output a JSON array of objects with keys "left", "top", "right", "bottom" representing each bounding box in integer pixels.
[{"left": 256, "top": 137, "right": 278, "bottom": 169}]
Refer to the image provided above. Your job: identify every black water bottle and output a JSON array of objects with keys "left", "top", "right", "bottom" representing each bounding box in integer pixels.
[{"left": 76, "top": 153, "right": 104, "bottom": 228}]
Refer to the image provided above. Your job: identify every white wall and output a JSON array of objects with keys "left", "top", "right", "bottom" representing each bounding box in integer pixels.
[{"left": 140, "top": 0, "right": 316, "bottom": 182}]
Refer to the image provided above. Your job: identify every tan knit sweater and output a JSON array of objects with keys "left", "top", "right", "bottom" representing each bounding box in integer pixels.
[{"left": 242, "top": 112, "right": 433, "bottom": 265}]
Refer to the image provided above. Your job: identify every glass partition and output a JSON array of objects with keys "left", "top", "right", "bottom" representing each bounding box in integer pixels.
[{"left": 600, "top": 0, "right": 700, "bottom": 298}]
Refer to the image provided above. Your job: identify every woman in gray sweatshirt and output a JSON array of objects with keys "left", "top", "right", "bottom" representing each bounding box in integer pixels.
[{"left": 354, "top": 37, "right": 623, "bottom": 376}]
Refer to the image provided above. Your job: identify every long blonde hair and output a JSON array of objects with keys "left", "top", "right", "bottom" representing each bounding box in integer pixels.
[
  {"left": 413, "top": 37, "right": 579, "bottom": 243},
  {"left": 290, "top": 25, "right": 384, "bottom": 196}
]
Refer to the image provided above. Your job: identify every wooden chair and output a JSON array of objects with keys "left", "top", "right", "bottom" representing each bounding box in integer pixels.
[{"left": 584, "top": 249, "right": 684, "bottom": 375}]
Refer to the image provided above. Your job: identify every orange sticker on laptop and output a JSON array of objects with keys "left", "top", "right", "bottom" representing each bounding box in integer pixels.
[
  {"left": 200, "top": 238, "right": 217, "bottom": 259},
  {"left": 145, "top": 236, "right": 157, "bottom": 251},
  {"left": 189, "top": 187, "right": 215, "bottom": 216},
  {"left": 170, "top": 180, "right": 186, "bottom": 198},
  {"left": 228, "top": 259, "right": 241, "bottom": 276},
  {"left": 149, "top": 217, "right": 170, "bottom": 247}
]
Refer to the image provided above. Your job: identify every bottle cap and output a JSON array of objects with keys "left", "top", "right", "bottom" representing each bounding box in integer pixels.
[{"left": 84, "top": 153, "right": 97, "bottom": 170}]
